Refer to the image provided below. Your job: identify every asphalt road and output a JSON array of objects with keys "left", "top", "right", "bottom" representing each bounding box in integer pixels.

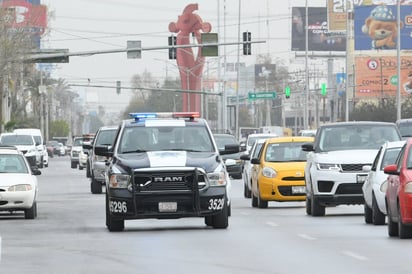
[{"left": 0, "top": 156, "right": 411, "bottom": 274}]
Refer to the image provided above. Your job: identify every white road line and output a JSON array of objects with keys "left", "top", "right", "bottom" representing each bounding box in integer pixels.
[
  {"left": 266, "top": 221, "right": 279, "bottom": 227},
  {"left": 298, "top": 233, "right": 317, "bottom": 240},
  {"left": 342, "top": 250, "right": 369, "bottom": 261}
]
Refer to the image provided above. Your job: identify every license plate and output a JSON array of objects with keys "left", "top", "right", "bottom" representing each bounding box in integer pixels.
[
  {"left": 357, "top": 174, "right": 368, "bottom": 184},
  {"left": 292, "top": 186, "right": 306, "bottom": 194},
  {"left": 158, "top": 202, "right": 177, "bottom": 212}
]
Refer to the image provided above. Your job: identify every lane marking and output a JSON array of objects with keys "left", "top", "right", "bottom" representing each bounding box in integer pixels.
[
  {"left": 342, "top": 250, "right": 368, "bottom": 261},
  {"left": 298, "top": 233, "right": 316, "bottom": 240},
  {"left": 266, "top": 221, "right": 279, "bottom": 227}
]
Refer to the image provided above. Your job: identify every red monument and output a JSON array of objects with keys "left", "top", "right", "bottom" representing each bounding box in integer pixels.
[{"left": 168, "top": 3, "right": 211, "bottom": 112}]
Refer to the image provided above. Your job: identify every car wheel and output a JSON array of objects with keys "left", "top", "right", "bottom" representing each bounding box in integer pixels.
[
  {"left": 39, "top": 157, "right": 44, "bottom": 168},
  {"left": 211, "top": 197, "right": 229, "bottom": 229},
  {"left": 244, "top": 182, "right": 251, "bottom": 198},
  {"left": 71, "top": 161, "right": 76, "bottom": 169},
  {"left": 364, "top": 204, "right": 372, "bottom": 224},
  {"left": 251, "top": 191, "right": 258, "bottom": 207},
  {"left": 387, "top": 203, "right": 398, "bottom": 237},
  {"left": 86, "top": 162, "right": 91, "bottom": 178},
  {"left": 372, "top": 194, "right": 385, "bottom": 225},
  {"left": 257, "top": 184, "right": 268, "bottom": 209},
  {"left": 105, "top": 192, "right": 124, "bottom": 232},
  {"left": 398, "top": 203, "right": 412, "bottom": 239},
  {"left": 311, "top": 196, "right": 325, "bottom": 217},
  {"left": 24, "top": 201, "right": 37, "bottom": 219},
  {"left": 91, "top": 178, "right": 102, "bottom": 194},
  {"left": 306, "top": 196, "right": 312, "bottom": 215}
]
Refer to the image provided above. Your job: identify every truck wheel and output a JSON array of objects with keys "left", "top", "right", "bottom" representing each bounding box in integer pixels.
[
  {"left": 311, "top": 196, "right": 325, "bottom": 216},
  {"left": 71, "top": 161, "right": 76, "bottom": 169},
  {"left": 364, "top": 204, "right": 372, "bottom": 224},
  {"left": 372, "top": 194, "right": 385, "bottom": 225},
  {"left": 86, "top": 162, "right": 91, "bottom": 178},
  {"left": 211, "top": 198, "right": 229, "bottom": 229},
  {"left": 91, "top": 178, "right": 102, "bottom": 194},
  {"left": 204, "top": 216, "right": 213, "bottom": 226},
  {"left": 306, "top": 196, "right": 312, "bottom": 215},
  {"left": 79, "top": 165, "right": 83, "bottom": 170},
  {"left": 105, "top": 193, "right": 124, "bottom": 232}
]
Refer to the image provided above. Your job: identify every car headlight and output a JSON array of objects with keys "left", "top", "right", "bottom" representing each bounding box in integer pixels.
[
  {"left": 405, "top": 182, "right": 412, "bottom": 193},
  {"left": 8, "top": 184, "right": 33, "bottom": 191},
  {"left": 316, "top": 163, "right": 341, "bottom": 171},
  {"left": 262, "top": 166, "right": 277, "bottom": 178},
  {"left": 109, "top": 174, "right": 131, "bottom": 189}
]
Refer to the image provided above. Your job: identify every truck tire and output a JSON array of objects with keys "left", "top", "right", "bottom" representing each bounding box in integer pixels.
[
  {"left": 91, "top": 178, "right": 102, "bottom": 194},
  {"left": 105, "top": 193, "right": 124, "bottom": 232},
  {"left": 311, "top": 196, "right": 325, "bottom": 216},
  {"left": 211, "top": 198, "right": 228, "bottom": 229},
  {"left": 306, "top": 196, "right": 312, "bottom": 215}
]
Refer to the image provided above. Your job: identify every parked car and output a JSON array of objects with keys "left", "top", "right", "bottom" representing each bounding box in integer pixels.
[
  {"left": 302, "top": 121, "right": 401, "bottom": 216},
  {"left": 250, "top": 136, "right": 314, "bottom": 208},
  {"left": 83, "top": 126, "right": 118, "bottom": 194},
  {"left": 362, "top": 141, "right": 405, "bottom": 225},
  {"left": 240, "top": 138, "right": 266, "bottom": 198},
  {"left": 0, "top": 146, "right": 40, "bottom": 219},
  {"left": 384, "top": 138, "right": 412, "bottom": 238},
  {"left": 214, "top": 133, "right": 244, "bottom": 179}
]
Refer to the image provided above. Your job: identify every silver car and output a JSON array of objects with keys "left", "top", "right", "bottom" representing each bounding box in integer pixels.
[{"left": 362, "top": 140, "right": 405, "bottom": 225}]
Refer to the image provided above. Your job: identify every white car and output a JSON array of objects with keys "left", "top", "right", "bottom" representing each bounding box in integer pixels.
[
  {"left": 13, "top": 128, "right": 47, "bottom": 168},
  {"left": 0, "top": 133, "right": 41, "bottom": 168},
  {"left": 0, "top": 146, "right": 40, "bottom": 219},
  {"left": 240, "top": 138, "right": 266, "bottom": 198},
  {"left": 362, "top": 140, "right": 405, "bottom": 225},
  {"left": 302, "top": 121, "right": 402, "bottom": 216},
  {"left": 245, "top": 133, "right": 278, "bottom": 154}
]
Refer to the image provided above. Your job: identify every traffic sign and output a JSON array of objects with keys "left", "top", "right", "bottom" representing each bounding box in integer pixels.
[{"left": 248, "top": 92, "right": 277, "bottom": 100}]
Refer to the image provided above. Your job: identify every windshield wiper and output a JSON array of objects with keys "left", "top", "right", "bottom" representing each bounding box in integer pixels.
[{"left": 121, "top": 149, "right": 147, "bottom": 154}]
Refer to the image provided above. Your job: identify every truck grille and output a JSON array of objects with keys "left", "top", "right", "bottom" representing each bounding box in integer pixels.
[{"left": 133, "top": 169, "right": 207, "bottom": 192}]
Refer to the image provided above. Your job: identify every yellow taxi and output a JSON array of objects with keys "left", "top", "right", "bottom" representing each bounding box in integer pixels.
[{"left": 250, "top": 136, "right": 314, "bottom": 208}]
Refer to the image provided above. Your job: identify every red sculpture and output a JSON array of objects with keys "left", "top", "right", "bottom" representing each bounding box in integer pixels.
[{"left": 169, "top": 3, "right": 211, "bottom": 112}]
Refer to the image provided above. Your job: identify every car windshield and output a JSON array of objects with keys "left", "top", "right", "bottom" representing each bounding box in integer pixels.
[
  {"left": 380, "top": 147, "right": 402, "bottom": 170},
  {"left": 73, "top": 138, "right": 83, "bottom": 146},
  {"left": 398, "top": 121, "right": 412, "bottom": 137},
  {"left": 96, "top": 130, "right": 117, "bottom": 146},
  {"left": 214, "top": 135, "right": 238, "bottom": 150},
  {"left": 118, "top": 126, "right": 214, "bottom": 153},
  {"left": 318, "top": 125, "right": 400, "bottom": 152},
  {"left": 265, "top": 142, "right": 308, "bottom": 162},
  {"left": 0, "top": 154, "right": 29, "bottom": 173},
  {"left": 1, "top": 135, "right": 34, "bottom": 146}
]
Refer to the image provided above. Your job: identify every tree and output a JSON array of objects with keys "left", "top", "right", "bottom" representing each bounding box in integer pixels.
[{"left": 49, "top": 120, "right": 70, "bottom": 137}]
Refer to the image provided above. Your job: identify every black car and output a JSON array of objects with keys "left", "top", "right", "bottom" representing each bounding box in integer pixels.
[
  {"left": 214, "top": 133, "right": 244, "bottom": 179},
  {"left": 94, "top": 112, "right": 239, "bottom": 231}
]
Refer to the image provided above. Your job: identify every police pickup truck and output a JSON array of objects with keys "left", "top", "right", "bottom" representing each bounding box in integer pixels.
[{"left": 95, "top": 112, "right": 238, "bottom": 231}]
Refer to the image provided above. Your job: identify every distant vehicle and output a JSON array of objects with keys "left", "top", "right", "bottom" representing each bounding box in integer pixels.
[
  {"left": 299, "top": 129, "right": 317, "bottom": 137},
  {"left": 384, "top": 138, "right": 412, "bottom": 238},
  {"left": 83, "top": 126, "right": 117, "bottom": 194},
  {"left": 214, "top": 133, "right": 244, "bottom": 179},
  {"left": 250, "top": 136, "right": 314, "bottom": 208},
  {"left": 302, "top": 121, "right": 402, "bottom": 217},
  {"left": 240, "top": 138, "right": 266, "bottom": 198},
  {"left": 57, "top": 143, "right": 66, "bottom": 156},
  {"left": 0, "top": 146, "right": 40, "bottom": 219},
  {"left": 13, "top": 128, "right": 47, "bottom": 168},
  {"left": 396, "top": 118, "right": 412, "bottom": 139},
  {"left": 70, "top": 134, "right": 94, "bottom": 169},
  {"left": 0, "top": 133, "right": 41, "bottom": 169},
  {"left": 362, "top": 141, "right": 405, "bottom": 225},
  {"left": 245, "top": 133, "right": 279, "bottom": 154}
]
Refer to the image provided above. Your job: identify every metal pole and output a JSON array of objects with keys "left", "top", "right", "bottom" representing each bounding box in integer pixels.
[
  {"left": 235, "top": 0, "right": 241, "bottom": 138},
  {"left": 397, "top": 0, "right": 401, "bottom": 120},
  {"left": 345, "top": 1, "right": 350, "bottom": 121},
  {"left": 304, "top": 0, "right": 309, "bottom": 129}
]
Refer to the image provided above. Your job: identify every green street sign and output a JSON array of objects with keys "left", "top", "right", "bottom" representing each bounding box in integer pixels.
[{"left": 248, "top": 92, "right": 276, "bottom": 100}]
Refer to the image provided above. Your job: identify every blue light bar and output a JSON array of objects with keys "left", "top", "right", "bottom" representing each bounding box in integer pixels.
[{"left": 129, "top": 113, "right": 157, "bottom": 121}]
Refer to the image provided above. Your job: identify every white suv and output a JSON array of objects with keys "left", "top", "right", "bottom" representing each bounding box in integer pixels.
[{"left": 302, "top": 122, "right": 401, "bottom": 216}]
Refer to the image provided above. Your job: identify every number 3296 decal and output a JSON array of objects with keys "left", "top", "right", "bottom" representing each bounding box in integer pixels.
[
  {"left": 208, "top": 198, "right": 224, "bottom": 210},
  {"left": 109, "top": 201, "right": 127, "bottom": 213}
]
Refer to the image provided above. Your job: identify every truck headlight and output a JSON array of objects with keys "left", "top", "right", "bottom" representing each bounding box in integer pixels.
[{"left": 109, "top": 174, "right": 130, "bottom": 189}]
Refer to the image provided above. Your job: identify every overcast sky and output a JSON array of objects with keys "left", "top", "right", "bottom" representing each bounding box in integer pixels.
[{"left": 40, "top": 0, "right": 325, "bottom": 112}]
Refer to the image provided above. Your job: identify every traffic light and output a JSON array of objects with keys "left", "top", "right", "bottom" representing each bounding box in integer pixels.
[
  {"left": 116, "top": 81, "right": 121, "bottom": 94},
  {"left": 321, "top": 83, "right": 327, "bottom": 96},
  {"left": 242, "top": 32, "right": 251, "bottom": 55},
  {"left": 168, "top": 36, "right": 177, "bottom": 59},
  {"left": 285, "top": 86, "right": 291, "bottom": 99}
]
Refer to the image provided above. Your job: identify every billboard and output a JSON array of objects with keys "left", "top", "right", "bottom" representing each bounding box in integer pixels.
[
  {"left": 354, "top": 4, "right": 412, "bottom": 50},
  {"left": 355, "top": 56, "right": 412, "bottom": 98},
  {"left": 292, "top": 7, "right": 346, "bottom": 51}
]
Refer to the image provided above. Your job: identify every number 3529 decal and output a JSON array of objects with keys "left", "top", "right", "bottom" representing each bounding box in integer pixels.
[
  {"left": 109, "top": 201, "right": 127, "bottom": 213},
  {"left": 208, "top": 198, "right": 224, "bottom": 210}
]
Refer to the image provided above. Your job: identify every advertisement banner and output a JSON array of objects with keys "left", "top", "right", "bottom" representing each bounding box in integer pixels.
[
  {"left": 354, "top": 4, "right": 412, "bottom": 50},
  {"left": 292, "top": 7, "right": 346, "bottom": 51},
  {"left": 327, "top": 0, "right": 348, "bottom": 31},
  {"left": 355, "top": 56, "right": 412, "bottom": 98}
]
